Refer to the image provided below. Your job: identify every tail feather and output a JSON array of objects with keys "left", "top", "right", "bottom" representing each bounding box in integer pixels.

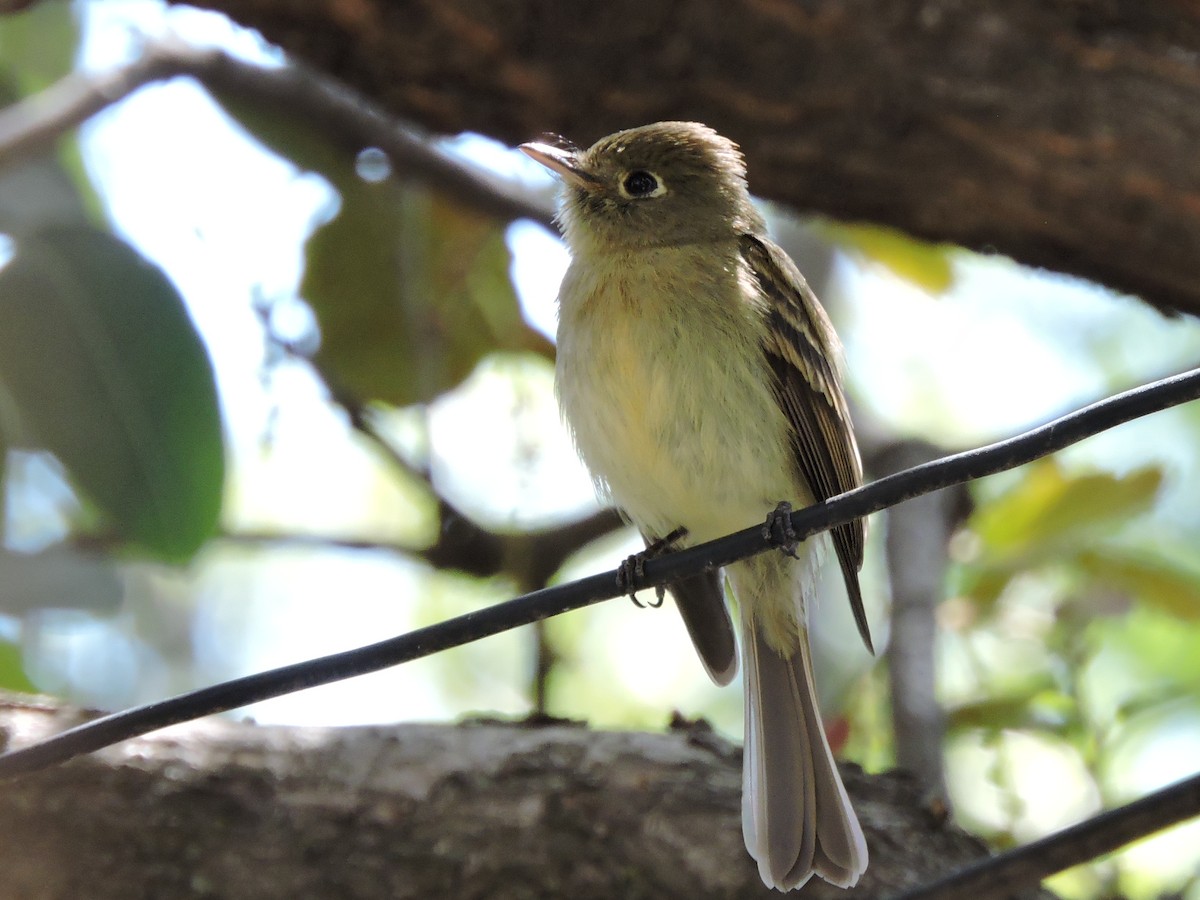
[{"left": 739, "top": 603, "right": 867, "bottom": 891}]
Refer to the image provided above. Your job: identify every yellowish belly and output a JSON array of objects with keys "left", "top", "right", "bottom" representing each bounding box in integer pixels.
[{"left": 555, "top": 255, "right": 801, "bottom": 544}]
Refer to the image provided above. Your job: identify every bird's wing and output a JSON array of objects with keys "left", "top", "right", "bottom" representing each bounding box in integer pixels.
[{"left": 740, "top": 233, "right": 872, "bottom": 653}]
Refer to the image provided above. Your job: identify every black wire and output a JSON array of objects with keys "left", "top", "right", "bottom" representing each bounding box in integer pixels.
[
  {"left": 0, "top": 569, "right": 618, "bottom": 777},
  {"left": 890, "top": 770, "right": 1200, "bottom": 900},
  {"left": 2, "top": 364, "right": 1199, "bottom": 782}
]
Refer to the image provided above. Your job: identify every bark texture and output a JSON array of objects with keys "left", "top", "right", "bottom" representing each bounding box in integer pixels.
[
  {"left": 170, "top": 0, "right": 1200, "bottom": 317},
  {"left": 0, "top": 695, "right": 1055, "bottom": 900}
]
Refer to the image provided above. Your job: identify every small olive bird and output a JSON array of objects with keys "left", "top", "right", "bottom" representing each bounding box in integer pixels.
[{"left": 521, "top": 122, "right": 870, "bottom": 891}]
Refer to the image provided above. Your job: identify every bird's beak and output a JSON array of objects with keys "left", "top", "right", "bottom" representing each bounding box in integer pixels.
[{"left": 519, "top": 141, "right": 600, "bottom": 187}]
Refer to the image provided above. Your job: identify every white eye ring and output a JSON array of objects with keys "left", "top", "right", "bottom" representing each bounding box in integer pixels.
[{"left": 619, "top": 170, "right": 667, "bottom": 199}]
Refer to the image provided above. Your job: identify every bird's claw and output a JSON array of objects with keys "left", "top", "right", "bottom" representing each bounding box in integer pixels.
[
  {"left": 617, "top": 526, "right": 687, "bottom": 608},
  {"left": 617, "top": 554, "right": 666, "bottom": 608},
  {"left": 763, "top": 501, "right": 800, "bottom": 559}
]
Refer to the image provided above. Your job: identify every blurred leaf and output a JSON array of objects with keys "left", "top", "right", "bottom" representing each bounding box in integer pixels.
[
  {"left": 0, "top": 1, "right": 79, "bottom": 95},
  {"left": 947, "top": 695, "right": 1039, "bottom": 732},
  {"left": 1114, "top": 687, "right": 1199, "bottom": 725},
  {"left": 1116, "top": 607, "right": 1200, "bottom": 685},
  {"left": 949, "top": 564, "right": 1015, "bottom": 609},
  {"left": 1076, "top": 548, "right": 1200, "bottom": 621},
  {"left": 0, "top": 225, "right": 224, "bottom": 562},
  {"left": 0, "top": 147, "right": 92, "bottom": 233},
  {"left": 971, "top": 460, "right": 1162, "bottom": 559},
  {"left": 946, "top": 682, "right": 1069, "bottom": 734},
  {"left": 306, "top": 183, "right": 550, "bottom": 405},
  {"left": 824, "top": 222, "right": 956, "bottom": 294},
  {"left": 211, "top": 90, "right": 552, "bottom": 405},
  {"left": 0, "top": 639, "right": 36, "bottom": 693},
  {"left": 0, "top": 546, "right": 122, "bottom": 615}
]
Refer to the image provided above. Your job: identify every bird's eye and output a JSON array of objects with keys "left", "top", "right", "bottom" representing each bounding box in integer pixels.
[{"left": 621, "top": 170, "right": 663, "bottom": 198}]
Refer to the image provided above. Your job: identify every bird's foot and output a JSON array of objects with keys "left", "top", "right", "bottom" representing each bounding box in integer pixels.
[
  {"left": 762, "top": 501, "right": 800, "bottom": 559},
  {"left": 616, "top": 526, "right": 688, "bottom": 608}
]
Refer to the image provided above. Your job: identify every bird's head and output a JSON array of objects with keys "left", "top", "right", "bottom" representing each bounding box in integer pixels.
[{"left": 521, "top": 121, "right": 763, "bottom": 252}]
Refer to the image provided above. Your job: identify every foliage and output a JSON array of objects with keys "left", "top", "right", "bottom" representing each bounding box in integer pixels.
[
  {"left": 0, "top": 225, "right": 225, "bottom": 561},
  {"left": 213, "top": 89, "right": 553, "bottom": 406},
  {"left": 823, "top": 221, "right": 956, "bottom": 294}
]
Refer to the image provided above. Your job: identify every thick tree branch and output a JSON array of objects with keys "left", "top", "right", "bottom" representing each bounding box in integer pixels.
[
  {"left": 163, "top": 0, "right": 1200, "bottom": 318},
  {"left": 0, "top": 696, "right": 1054, "bottom": 900}
]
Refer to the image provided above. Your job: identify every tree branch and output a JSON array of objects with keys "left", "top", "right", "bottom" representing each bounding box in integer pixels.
[
  {"left": 0, "top": 697, "right": 1054, "bottom": 899},
  {"left": 0, "top": 40, "right": 555, "bottom": 230},
  {"left": 320, "top": 374, "right": 626, "bottom": 583}
]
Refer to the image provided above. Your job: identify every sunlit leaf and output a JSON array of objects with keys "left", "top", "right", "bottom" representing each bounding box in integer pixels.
[
  {"left": 971, "top": 460, "right": 1162, "bottom": 559},
  {"left": 824, "top": 222, "right": 956, "bottom": 294},
  {"left": 0, "top": 225, "right": 225, "bottom": 562},
  {"left": 0, "top": 639, "right": 36, "bottom": 693},
  {"left": 1090, "top": 606, "right": 1200, "bottom": 715},
  {"left": 0, "top": 546, "right": 123, "bottom": 615},
  {"left": 1075, "top": 548, "right": 1200, "bottom": 621},
  {"left": 210, "top": 91, "right": 553, "bottom": 405}
]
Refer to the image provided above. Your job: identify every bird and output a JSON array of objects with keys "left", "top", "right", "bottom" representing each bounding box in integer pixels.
[{"left": 521, "top": 121, "right": 870, "bottom": 891}]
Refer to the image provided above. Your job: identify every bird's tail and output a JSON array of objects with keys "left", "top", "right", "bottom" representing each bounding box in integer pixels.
[{"left": 736, "top": 561, "right": 867, "bottom": 890}]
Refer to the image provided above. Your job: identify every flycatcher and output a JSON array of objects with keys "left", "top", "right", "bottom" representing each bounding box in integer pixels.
[{"left": 521, "top": 121, "right": 870, "bottom": 891}]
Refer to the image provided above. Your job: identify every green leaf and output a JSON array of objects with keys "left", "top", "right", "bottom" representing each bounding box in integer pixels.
[
  {"left": 305, "top": 183, "right": 550, "bottom": 405},
  {"left": 945, "top": 673, "right": 1075, "bottom": 735},
  {"left": 971, "top": 460, "right": 1162, "bottom": 559},
  {"left": 949, "top": 564, "right": 1014, "bottom": 609},
  {"left": 1075, "top": 548, "right": 1200, "bottom": 621},
  {"left": 1091, "top": 605, "right": 1200, "bottom": 706},
  {"left": 0, "top": 1, "right": 80, "bottom": 95},
  {"left": 0, "top": 225, "right": 225, "bottom": 562},
  {"left": 0, "top": 146, "right": 92, "bottom": 234},
  {"left": 0, "top": 639, "right": 36, "bottom": 694},
  {"left": 209, "top": 90, "right": 552, "bottom": 404},
  {"left": 823, "top": 222, "right": 956, "bottom": 294},
  {"left": 946, "top": 690, "right": 1056, "bottom": 733}
]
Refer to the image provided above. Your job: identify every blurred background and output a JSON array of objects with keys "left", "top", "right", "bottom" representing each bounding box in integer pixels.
[{"left": 3, "top": 3, "right": 1200, "bottom": 898}]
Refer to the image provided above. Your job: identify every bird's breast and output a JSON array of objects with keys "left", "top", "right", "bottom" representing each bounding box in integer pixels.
[{"left": 555, "top": 246, "right": 799, "bottom": 542}]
